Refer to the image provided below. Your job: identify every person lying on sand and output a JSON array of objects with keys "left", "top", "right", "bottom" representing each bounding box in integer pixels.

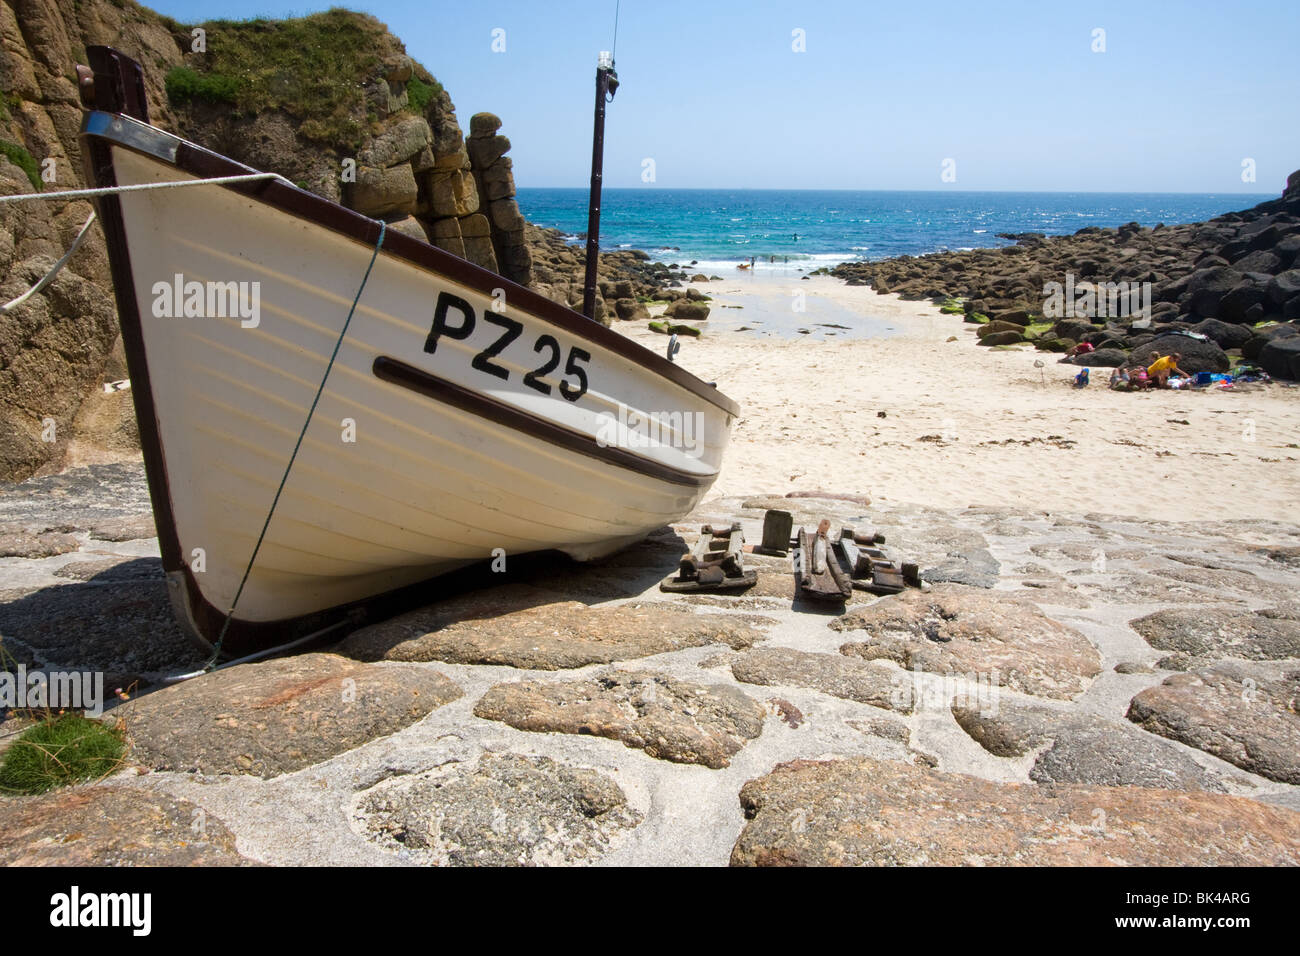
[
  {"left": 1148, "top": 352, "right": 1186, "bottom": 388},
  {"left": 1129, "top": 365, "right": 1152, "bottom": 389},
  {"left": 1109, "top": 366, "right": 1131, "bottom": 389},
  {"left": 1065, "top": 341, "right": 1095, "bottom": 357}
]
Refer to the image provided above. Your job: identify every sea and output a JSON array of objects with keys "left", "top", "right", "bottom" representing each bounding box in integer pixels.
[{"left": 516, "top": 188, "right": 1273, "bottom": 273}]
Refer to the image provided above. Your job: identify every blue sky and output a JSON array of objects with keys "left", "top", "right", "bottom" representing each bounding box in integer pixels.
[{"left": 148, "top": 0, "right": 1297, "bottom": 193}]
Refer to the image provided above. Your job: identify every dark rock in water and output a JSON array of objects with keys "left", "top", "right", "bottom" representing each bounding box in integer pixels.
[
  {"left": 473, "top": 670, "right": 765, "bottom": 769},
  {"left": 1130, "top": 606, "right": 1300, "bottom": 663},
  {"left": 1125, "top": 333, "right": 1229, "bottom": 373},
  {"left": 731, "top": 647, "right": 914, "bottom": 712},
  {"left": 832, "top": 584, "right": 1101, "bottom": 701},
  {"left": 1127, "top": 661, "right": 1300, "bottom": 785},
  {"left": 921, "top": 548, "right": 1001, "bottom": 587},
  {"left": 1191, "top": 316, "right": 1254, "bottom": 350},
  {"left": 729, "top": 757, "right": 1300, "bottom": 866},
  {"left": 113, "top": 653, "right": 463, "bottom": 778},
  {"left": 952, "top": 702, "right": 1226, "bottom": 792},
  {"left": 0, "top": 786, "right": 256, "bottom": 866},
  {"left": 355, "top": 753, "right": 640, "bottom": 866},
  {"left": 1061, "top": 348, "right": 1127, "bottom": 367}
]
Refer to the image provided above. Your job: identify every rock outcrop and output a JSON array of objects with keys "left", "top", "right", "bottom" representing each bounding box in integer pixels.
[{"left": 831, "top": 173, "right": 1300, "bottom": 377}]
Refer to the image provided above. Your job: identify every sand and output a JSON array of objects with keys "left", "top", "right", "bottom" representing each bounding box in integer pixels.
[{"left": 626, "top": 274, "right": 1300, "bottom": 523}]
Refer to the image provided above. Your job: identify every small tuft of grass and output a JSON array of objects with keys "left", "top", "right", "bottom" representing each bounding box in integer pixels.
[
  {"left": 165, "top": 66, "right": 241, "bottom": 106},
  {"left": 0, "top": 713, "right": 125, "bottom": 795},
  {"left": 405, "top": 73, "right": 440, "bottom": 114},
  {"left": 0, "top": 139, "right": 41, "bottom": 190}
]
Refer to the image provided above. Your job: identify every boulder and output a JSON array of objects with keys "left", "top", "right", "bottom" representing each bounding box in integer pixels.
[
  {"left": 1061, "top": 348, "right": 1127, "bottom": 367},
  {"left": 832, "top": 584, "right": 1102, "bottom": 700},
  {"left": 977, "top": 330, "right": 1026, "bottom": 347},
  {"left": 952, "top": 702, "right": 1226, "bottom": 791},
  {"left": 474, "top": 670, "right": 766, "bottom": 768},
  {"left": 1259, "top": 335, "right": 1300, "bottom": 380},
  {"left": 1126, "top": 333, "right": 1229, "bottom": 374},
  {"left": 1190, "top": 316, "right": 1253, "bottom": 350},
  {"left": 1266, "top": 269, "right": 1300, "bottom": 307},
  {"left": 112, "top": 653, "right": 463, "bottom": 777},
  {"left": 613, "top": 297, "right": 650, "bottom": 321},
  {"left": 1185, "top": 266, "right": 1242, "bottom": 316},
  {"left": 348, "top": 164, "right": 418, "bottom": 217},
  {"left": 1215, "top": 280, "right": 1268, "bottom": 323},
  {"left": 1127, "top": 661, "right": 1300, "bottom": 784},
  {"left": 0, "top": 786, "right": 254, "bottom": 866},
  {"left": 666, "top": 300, "right": 710, "bottom": 322},
  {"left": 338, "top": 593, "right": 765, "bottom": 668},
  {"left": 1050, "top": 318, "right": 1097, "bottom": 341},
  {"left": 354, "top": 753, "right": 640, "bottom": 866},
  {"left": 976, "top": 319, "right": 1026, "bottom": 339},
  {"left": 730, "top": 647, "right": 914, "bottom": 713},
  {"left": 356, "top": 115, "right": 432, "bottom": 168},
  {"left": 729, "top": 757, "right": 1300, "bottom": 866}
]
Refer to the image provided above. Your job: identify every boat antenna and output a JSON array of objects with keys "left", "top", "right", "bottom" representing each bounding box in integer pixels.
[
  {"left": 612, "top": 0, "right": 620, "bottom": 61},
  {"left": 581, "top": 11, "right": 621, "bottom": 320}
]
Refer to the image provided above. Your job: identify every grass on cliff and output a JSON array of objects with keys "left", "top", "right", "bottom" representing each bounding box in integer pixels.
[
  {"left": 164, "top": 8, "right": 439, "bottom": 150},
  {"left": 0, "top": 713, "right": 125, "bottom": 795},
  {"left": 0, "top": 139, "right": 41, "bottom": 190}
]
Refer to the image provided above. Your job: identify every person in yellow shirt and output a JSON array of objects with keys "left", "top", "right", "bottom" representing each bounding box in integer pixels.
[{"left": 1147, "top": 352, "right": 1185, "bottom": 387}]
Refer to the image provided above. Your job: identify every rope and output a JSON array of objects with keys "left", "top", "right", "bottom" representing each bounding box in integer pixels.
[
  {"left": 0, "top": 211, "right": 97, "bottom": 313},
  {"left": 205, "top": 220, "right": 388, "bottom": 667},
  {"left": 0, "top": 172, "right": 283, "bottom": 205},
  {"left": 1, "top": 173, "right": 283, "bottom": 313}
]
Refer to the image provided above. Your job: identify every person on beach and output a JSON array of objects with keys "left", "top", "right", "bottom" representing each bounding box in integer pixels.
[
  {"left": 1109, "top": 366, "right": 1131, "bottom": 389},
  {"left": 1129, "top": 365, "right": 1152, "bottom": 389},
  {"left": 1148, "top": 352, "right": 1186, "bottom": 388},
  {"left": 1065, "top": 341, "right": 1095, "bottom": 358}
]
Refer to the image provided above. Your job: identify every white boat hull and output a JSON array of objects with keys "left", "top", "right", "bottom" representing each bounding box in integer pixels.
[{"left": 82, "top": 108, "right": 736, "bottom": 652}]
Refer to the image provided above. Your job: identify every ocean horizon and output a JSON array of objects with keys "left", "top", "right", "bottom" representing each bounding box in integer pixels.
[{"left": 516, "top": 187, "right": 1275, "bottom": 274}]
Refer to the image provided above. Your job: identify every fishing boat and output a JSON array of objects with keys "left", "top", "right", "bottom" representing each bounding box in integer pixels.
[{"left": 76, "top": 48, "right": 737, "bottom": 656}]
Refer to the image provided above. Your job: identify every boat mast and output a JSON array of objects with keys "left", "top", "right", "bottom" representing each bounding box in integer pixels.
[{"left": 581, "top": 51, "right": 618, "bottom": 320}]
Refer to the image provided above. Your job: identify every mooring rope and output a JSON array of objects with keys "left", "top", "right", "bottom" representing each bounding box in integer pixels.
[
  {"left": 205, "top": 220, "right": 388, "bottom": 668},
  {"left": 0, "top": 172, "right": 283, "bottom": 205},
  {"left": 0, "top": 173, "right": 285, "bottom": 314},
  {"left": 0, "top": 211, "right": 97, "bottom": 313}
]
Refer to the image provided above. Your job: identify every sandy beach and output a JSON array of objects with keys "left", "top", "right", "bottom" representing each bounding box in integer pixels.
[{"left": 626, "top": 274, "right": 1300, "bottom": 523}]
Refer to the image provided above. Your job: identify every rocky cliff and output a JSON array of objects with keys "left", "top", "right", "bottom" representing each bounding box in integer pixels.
[{"left": 0, "top": 1, "right": 551, "bottom": 482}]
